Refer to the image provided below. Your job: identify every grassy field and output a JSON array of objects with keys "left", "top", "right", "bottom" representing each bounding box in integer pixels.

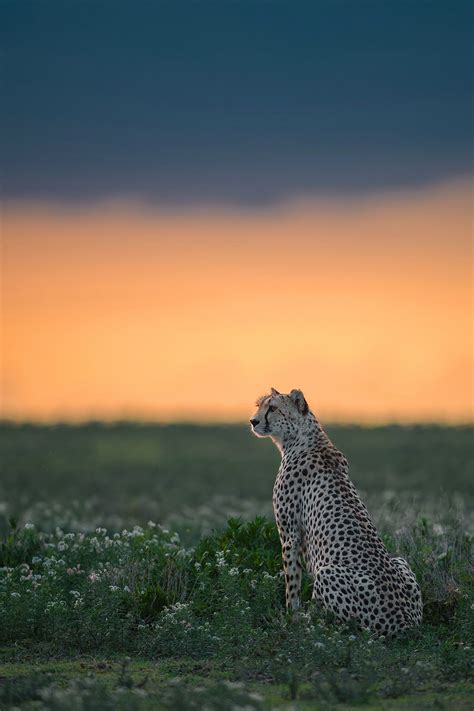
[{"left": 0, "top": 422, "right": 473, "bottom": 709}]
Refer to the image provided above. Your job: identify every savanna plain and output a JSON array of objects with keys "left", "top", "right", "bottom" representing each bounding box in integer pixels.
[{"left": 0, "top": 422, "right": 473, "bottom": 709}]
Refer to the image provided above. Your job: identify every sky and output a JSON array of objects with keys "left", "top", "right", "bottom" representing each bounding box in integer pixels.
[{"left": 1, "top": 1, "right": 473, "bottom": 422}]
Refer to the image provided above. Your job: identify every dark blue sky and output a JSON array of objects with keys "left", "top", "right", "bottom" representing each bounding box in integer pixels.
[{"left": 2, "top": 0, "right": 472, "bottom": 207}]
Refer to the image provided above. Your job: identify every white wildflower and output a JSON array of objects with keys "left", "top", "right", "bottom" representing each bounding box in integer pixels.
[{"left": 216, "top": 551, "right": 226, "bottom": 569}]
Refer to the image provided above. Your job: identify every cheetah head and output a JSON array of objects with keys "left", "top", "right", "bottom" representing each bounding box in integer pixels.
[{"left": 250, "top": 387, "right": 309, "bottom": 443}]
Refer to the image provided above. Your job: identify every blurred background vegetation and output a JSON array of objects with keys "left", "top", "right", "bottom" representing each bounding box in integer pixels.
[{"left": 1, "top": 423, "right": 472, "bottom": 541}]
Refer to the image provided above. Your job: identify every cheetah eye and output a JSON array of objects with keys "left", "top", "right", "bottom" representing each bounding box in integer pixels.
[{"left": 268, "top": 405, "right": 277, "bottom": 413}]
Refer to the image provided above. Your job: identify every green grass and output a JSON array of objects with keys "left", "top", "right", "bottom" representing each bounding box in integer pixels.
[
  {"left": 0, "top": 658, "right": 472, "bottom": 710},
  {"left": 0, "top": 423, "right": 473, "bottom": 709},
  {"left": 1, "top": 422, "right": 472, "bottom": 539}
]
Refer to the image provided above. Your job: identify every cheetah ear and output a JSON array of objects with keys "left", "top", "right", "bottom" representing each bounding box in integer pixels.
[
  {"left": 290, "top": 389, "right": 308, "bottom": 415},
  {"left": 271, "top": 387, "right": 280, "bottom": 396}
]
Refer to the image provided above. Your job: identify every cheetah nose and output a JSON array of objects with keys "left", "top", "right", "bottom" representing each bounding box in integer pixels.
[{"left": 250, "top": 418, "right": 259, "bottom": 427}]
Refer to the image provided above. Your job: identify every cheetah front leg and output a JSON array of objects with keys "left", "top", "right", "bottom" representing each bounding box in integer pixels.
[{"left": 279, "top": 530, "right": 302, "bottom": 611}]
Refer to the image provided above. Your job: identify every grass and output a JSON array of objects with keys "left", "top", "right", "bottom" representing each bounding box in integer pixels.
[
  {"left": 0, "top": 658, "right": 473, "bottom": 710},
  {"left": 0, "top": 422, "right": 473, "bottom": 708}
]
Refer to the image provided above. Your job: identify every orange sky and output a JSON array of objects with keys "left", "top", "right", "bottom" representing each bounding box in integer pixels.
[{"left": 1, "top": 179, "right": 473, "bottom": 422}]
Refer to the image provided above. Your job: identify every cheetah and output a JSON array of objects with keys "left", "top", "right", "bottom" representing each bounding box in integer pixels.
[{"left": 250, "top": 388, "right": 422, "bottom": 635}]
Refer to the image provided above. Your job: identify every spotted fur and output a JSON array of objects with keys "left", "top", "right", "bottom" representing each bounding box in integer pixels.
[{"left": 250, "top": 388, "right": 422, "bottom": 635}]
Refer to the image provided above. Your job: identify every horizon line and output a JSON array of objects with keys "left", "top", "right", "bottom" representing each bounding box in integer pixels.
[{"left": 1, "top": 417, "right": 472, "bottom": 429}]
